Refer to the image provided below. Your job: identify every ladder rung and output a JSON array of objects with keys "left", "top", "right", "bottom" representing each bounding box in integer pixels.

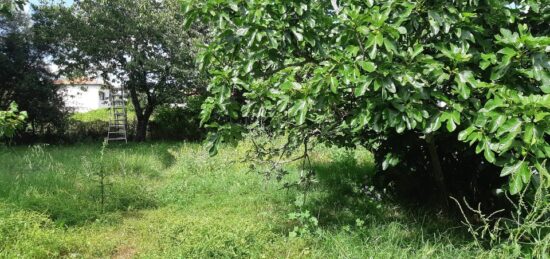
[
  {"left": 108, "top": 137, "right": 127, "bottom": 141},
  {"left": 108, "top": 88, "right": 127, "bottom": 143}
]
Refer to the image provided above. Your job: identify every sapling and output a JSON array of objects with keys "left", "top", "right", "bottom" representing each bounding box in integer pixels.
[{"left": 83, "top": 139, "right": 110, "bottom": 214}]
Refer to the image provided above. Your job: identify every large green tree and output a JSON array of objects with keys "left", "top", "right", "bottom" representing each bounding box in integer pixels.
[
  {"left": 185, "top": 0, "right": 549, "bottom": 199},
  {"left": 34, "top": 0, "right": 204, "bottom": 141},
  {"left": 1, "top": 10, "right": 66, "bottom": 136}
]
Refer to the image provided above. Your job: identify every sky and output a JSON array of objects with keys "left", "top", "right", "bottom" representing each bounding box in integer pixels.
[{"left": 28, "top": 0, "right": 73, "bottom": 8}]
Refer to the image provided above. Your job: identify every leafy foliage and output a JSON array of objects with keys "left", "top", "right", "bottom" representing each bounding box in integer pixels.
[
  {"left": 0, "top": 11, "right": 66, "bottom": 136},
  {"left": 0, "top": 102, "right": 27, "bottom": 139},
  {"left": 149, "top": 97, "right": 206, "bottom": 141},
  {"left": 0, "top": 0, "right": 26, "bottom": 16},
  {"left": 185, "top": 0, "right": 549, "bottom": 196}
]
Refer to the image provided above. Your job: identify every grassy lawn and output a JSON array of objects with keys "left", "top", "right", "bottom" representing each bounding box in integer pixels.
[
  {"left": 0, "top": 141, "right": 509, "bottom": 258},
  {"left": 70, "top": 107, "right": 137, "bottom": 122}
]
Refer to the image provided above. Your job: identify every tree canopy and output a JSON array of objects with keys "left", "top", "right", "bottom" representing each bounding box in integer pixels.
[
  {"left": 1, "top": 10, "right": 66, "bottom": 136},
  {"left": 184, "top": 0, "right": 550, "bottom": 197}
]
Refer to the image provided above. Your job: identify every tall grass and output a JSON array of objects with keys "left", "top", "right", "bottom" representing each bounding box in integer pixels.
[{"left": 0, "top": 141, "right": 526, "bottom": 258}]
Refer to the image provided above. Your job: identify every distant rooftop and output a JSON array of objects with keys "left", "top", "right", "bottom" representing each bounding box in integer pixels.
[{"left": 53, "top": 77, "right": 104, "bottom": 85}]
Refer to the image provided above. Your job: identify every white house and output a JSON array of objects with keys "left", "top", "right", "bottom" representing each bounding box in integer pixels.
[{"left": 55, "top": 78, "right": 111, "bottom": 113}]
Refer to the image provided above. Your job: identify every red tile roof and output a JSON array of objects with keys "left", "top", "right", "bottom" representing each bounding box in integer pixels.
[{"left": 53, "top": 77, "right": 104, "bottom": 85}]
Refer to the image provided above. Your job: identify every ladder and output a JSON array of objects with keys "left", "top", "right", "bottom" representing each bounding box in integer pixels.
[{"left": 107, "top": 86, "right": 128, "bottom": 143}]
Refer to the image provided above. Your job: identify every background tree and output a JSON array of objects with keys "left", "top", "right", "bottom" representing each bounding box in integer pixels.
[
  {"left": 185, "top": 0, "right": 549, "bottom": 205},
  {"left": 0, "top": 10, "right": 66, "bottom": 137},
  {"left": 0, "top": 0, "right": 26, "bottom": 16},
  {"left": 34, "top": 0, "right": 205, "bottom": 141}
]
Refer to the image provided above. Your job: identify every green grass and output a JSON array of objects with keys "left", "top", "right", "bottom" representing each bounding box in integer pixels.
[
  {"left": 70, "top": 106, "right": 136, "bottom": 122},
  {"left": 0, "top": 141, "right": 515, "bottom": 258}
]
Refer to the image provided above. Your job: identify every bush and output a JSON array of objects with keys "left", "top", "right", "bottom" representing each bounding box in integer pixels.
[
  {"left": 0, "top": 102, "right": 27, "bottom": 140},
  {"left": 149, "top": 97, "right": 205, "bottom": 141},
  {"left": 64, "top": 119, "right": 136, "bottom": 143}
]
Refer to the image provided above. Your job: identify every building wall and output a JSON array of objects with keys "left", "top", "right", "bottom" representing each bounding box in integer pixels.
[{"left": 59, "top": 84, "right": 110, "bottom": 113}]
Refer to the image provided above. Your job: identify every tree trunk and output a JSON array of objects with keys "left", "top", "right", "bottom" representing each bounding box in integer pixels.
[
  {"left": 127, "top": 81, "right": 155, "bottom": 142},
  {"left": 426, "top": 134, "right": 449, "bottom": 207},
  {"left": 135, "top": 116, "right": 149, "bottom": 142}
]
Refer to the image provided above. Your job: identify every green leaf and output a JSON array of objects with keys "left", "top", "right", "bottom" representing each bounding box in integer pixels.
[
  {"left": 245, "top": 60, "right": 255, "bottom": 73},
  {"left": 383, "top": 38, "right": 397, "bottom": 53},
  {"left": 446, "top": 119, "right": 457, "bottom": 132},
  {"left": 410, "top": 44, "right": 423, "bottom": 59},
  {"left": 228, "top": 2, "right": 239, "bottom": 12},
  {"left": 489, "top": 115, "right": 506, "bottom": 133},
  {"left": 426, "top": 115, "right": 442, "bottom": 133},
  {"left": 501, "top": 161, "right": 524, "bottom": 177},
  {"left": 357, "top": 26, "right": 369, "bottom": 35},
  {"left": 384, "top": 78, "right": 396, "bottom": 93},
  {"left": 509, "top": 170, "right": 524, "bottom": 195},
  {"left": 397, "top": 26, "right": 407, "bottom": 34},
  {"left": 292, "top": 29, "right": 303, "bottom": 41},
  {"left": 508, "top": 161, "right": 530, "bottom": 195},
  {"left": 456, "top": 83, "right": 471, "bottom": 99},
  {"left": 382, "top": 153, "right": 400, "bottom": 170},
  {"left": 454, "top": 71, "right": 476, "bottom": 99},
  {"left": 481, "top": 98, "right": 504, "bottom": 112},
  {"left": 497, "top": 118, "right": 522, "bottom": 137},
  {"left": 519, "top": 163, "right": 531, "bottom": 184},
  {"left": 359, "top": 61, "right": 377, "bottom": 72},
  {"left": 375, "top": 33, "right": 384, "bottom": 47},
  {"left": 458, "top": 127, "right": 475, "bottom": 141},
  {"left": 355, "top": 78, "right": 373, "bottom": 97},
  {"left": 497, "top": 47, "right": 516, "bottom": 57},
  {"left": 236, "top": 27, "right": 249, "bottom": 36},
  {"left": 207, "top": 134, "right": 221, "bottom": 156},
  {"left": 484, "top": 146, "right": 496, "bottom": 163},
  {"left": 495, "top": 132, "right": 516, "bottom": 153},
  {"left": 369, "top": 44, "right": 377, "bottom": 59},
  {"left": 522, "top": 123, "right": 536, "bottom": 145},
  {"left": 330, "top": 76, "right": 339, "bottom": 94},
  {"left": 291, "top": 99, "right": 308, "bottom": 125}
]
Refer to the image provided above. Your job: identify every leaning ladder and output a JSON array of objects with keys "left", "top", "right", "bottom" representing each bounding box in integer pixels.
[{"left": 107, "top": 86, "right": 128, "bottom": 143}]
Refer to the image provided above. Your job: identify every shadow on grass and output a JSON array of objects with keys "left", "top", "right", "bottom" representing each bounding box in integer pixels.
[
  {"left": 298, "top": 149, "right": 472, "bottom": 244},
  {"left": 303, "top": 150, "right": 379, "bottom": 228}
]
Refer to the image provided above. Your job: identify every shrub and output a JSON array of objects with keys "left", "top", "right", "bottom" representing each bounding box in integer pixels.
[
  {"left": 149, "top": 97, "right": 206, "bottom": 141},
  {"left": 64, "top": 119, "right": 136, "bottom": 143},
  {"left": 0, "top": 102, "right": 27, "bottom": 140}
]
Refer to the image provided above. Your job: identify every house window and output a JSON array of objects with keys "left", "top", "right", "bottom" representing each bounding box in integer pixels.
[{"left": 99, "top": 91, "right": 106, "bottom": 101}]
